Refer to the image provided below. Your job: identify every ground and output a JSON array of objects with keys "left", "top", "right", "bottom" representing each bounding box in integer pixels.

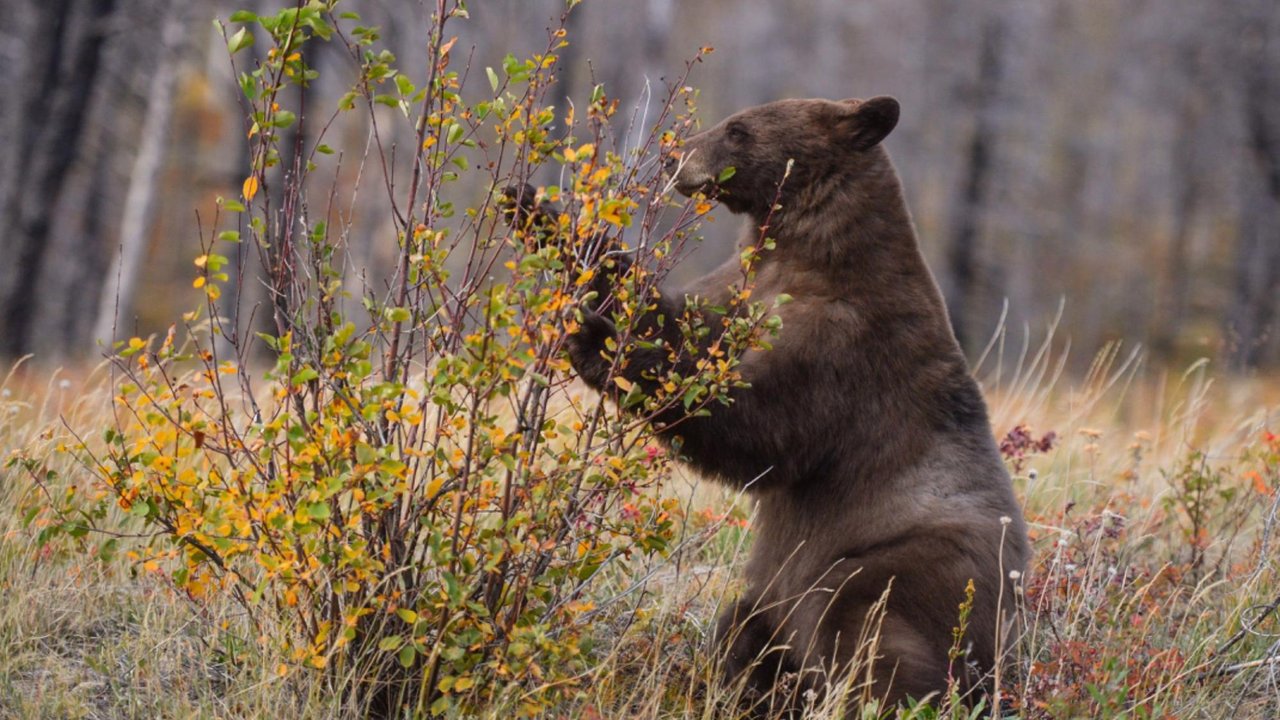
[{"left": 1, "top": 346, "right": 1278, "bottom": 719}]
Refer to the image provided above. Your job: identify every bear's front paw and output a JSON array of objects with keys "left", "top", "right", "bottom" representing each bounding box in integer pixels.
[
  {"left": 497, "top": 184, "right": 538, "bottom": 225},
  {"left": 567, "top": 310, "right": 616, "bottom": 390},
  {"left": 498, "top": 184, "right": 562, "bottom": 249}
]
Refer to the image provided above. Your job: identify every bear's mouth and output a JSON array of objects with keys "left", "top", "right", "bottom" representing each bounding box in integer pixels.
[{"left": 673, "top": 177, "right": 718, "bottom": 199}]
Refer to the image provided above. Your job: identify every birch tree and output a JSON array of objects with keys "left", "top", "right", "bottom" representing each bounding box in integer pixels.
[
  {"left": 0, "top": 0, "right": 118, "bottom": 359},
  {"left": 93, "top": 3, "right": 185, "bottom": 350}
]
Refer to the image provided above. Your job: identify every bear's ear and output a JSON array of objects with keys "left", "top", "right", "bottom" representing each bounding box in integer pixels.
[{"left": 839, "top": 96, "right": 900, "bottom": 150}]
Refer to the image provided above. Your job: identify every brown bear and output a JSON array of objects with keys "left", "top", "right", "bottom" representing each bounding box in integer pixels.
[{"left": 510, "top": 96, "right": 1029, "bottom": 712}]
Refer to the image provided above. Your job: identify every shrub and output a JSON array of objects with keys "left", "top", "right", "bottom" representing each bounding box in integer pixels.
[{"left": 11, "top": 1, "right": 781, "bottom": 715}]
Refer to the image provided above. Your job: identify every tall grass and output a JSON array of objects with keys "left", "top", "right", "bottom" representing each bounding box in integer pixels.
[{"left": 3, "top": 322, "right": 1277, "bottom": 718}]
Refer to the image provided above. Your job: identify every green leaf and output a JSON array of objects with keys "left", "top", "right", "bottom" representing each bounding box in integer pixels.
[
  {"left": 227, "top": 27, "right": 254, "bottom": 55},
  {"left": 396, "top": 607, "right": 418, "bottom": 624},
  {"left": 97, "top": 538, "right": 119, "bottom": 562},
  {"left": 717, "top": 166, "right": 737, "bottom": 183},
  {"left": 355, "top": 443, "right": 377, "bottom": 465},
  {"left": 305, "top": 16, "right": 333, "bottom": 41},
  {"left": 228, "top": 10, "right": 257, "bottom": 23},
  {"left": 291, "top": 367, "right": 318, "bottom": 384},
  {"left": 486, "top": 67, "right": 499, "bottom": 93},
  {"left": 306, "top": 502, "right": 331, "bottom": 520},
  {"left": 395, "top": 74, "right": 414, "bottom": 96},
  {"left": 238, "top": 72, "right": 256, "bottom": 100},
  {"left": 273, "top": 110, "right": 297, "bottom": 128},
  {"left": 443, "top": 645, "right": 466, "bottom": 661},
  {"left": 378, "top": 635, "right": 403, "bottom": 652},
  {"left": 255, "top": 332, "right": 279, "bottom": 350},
  {"left": 398, "top": 643, "right": 416, "bottom": 668},
  {"left": 682, "top": 385, "right": 703, "bottom": 410},
  {"left": 316, "top": 143, "right": 334, "bottom": 155}
]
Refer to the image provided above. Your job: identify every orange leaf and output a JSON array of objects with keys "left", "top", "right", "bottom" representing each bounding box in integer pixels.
[
  {"left": 1248, "top": 471, "right": 1273, "bottom": 496},
  {"left": 242, "top": 175, "right": 259, "bottom": 201}
]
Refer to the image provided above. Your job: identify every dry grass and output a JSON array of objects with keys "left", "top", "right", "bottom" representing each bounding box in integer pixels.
[{"left": 2, "top": 337, "right": 1278, "bottom": 719}]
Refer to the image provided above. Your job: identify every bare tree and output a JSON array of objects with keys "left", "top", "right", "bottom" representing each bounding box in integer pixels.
[
  {"left": 93, "top": 2, "right": 185, "bottom": 350},
  {"left": 943, "top": 2, "right": 1009, "bottom": 349},
  {"left": 0, "top": 0, "right": 118, "bottom": 359},
  {"left": 1227, "top": 2, "right": 1280, "bottom": 369}
]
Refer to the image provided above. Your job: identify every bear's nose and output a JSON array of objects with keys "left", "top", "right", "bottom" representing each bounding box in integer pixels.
[{"left": 663, "top": 152, "right": 681, "bottom": 175}]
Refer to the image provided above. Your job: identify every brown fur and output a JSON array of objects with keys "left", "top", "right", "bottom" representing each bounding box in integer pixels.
[{"left": 557, "top": 97, "right": 1029, "bottom": 711}]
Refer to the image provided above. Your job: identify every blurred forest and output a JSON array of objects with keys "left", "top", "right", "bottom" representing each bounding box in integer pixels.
[{"left": 0, "top": 0, "right": 1277, "bottom": 371}]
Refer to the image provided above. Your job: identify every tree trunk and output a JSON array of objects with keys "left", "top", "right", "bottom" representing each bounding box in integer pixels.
[
  {"left": 0, "top": 0, "right": 117, "bottom": 360},
  {"left": 1227, "top": 37, "right": 1280, "bottom": 370},
  {"left": 945, "top": 8, "right": 1007, "bottom": 350},
  {"left": 93, "top": 3, "right": 184, "bottom": 351}
]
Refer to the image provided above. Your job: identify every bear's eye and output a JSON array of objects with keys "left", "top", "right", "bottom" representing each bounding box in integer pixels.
[{"left": 726, "top": 122, "right": 751, "bottom": 142}]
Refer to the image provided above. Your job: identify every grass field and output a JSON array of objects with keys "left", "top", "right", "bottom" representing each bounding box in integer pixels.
[{"left": 1, "top": 341, "right": 1278, "bottom": 719}]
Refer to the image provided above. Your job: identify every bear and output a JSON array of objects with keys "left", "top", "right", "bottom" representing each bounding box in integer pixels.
[{"left": 506, "top": 96, "right": 1029, "bottom": 713}]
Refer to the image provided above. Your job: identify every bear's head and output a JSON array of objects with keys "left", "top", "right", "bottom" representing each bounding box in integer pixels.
[{"left": 668, "top": 96, "right": 900, "bottom": 218}]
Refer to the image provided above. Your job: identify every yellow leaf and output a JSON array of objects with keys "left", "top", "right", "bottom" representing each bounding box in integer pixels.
[
  {"left": 426, "top": 476, "right": 444, "bottom": 498},
  {"left": 193, "top": 276, "right": 206, "bottom": 289},
  {"left": 613, "top": 376, "right": 634, "bottom": 393},
  {"left": 242, "top": 175, "right": 259, "bottom": 201},
  {"left": 600, "top": 207, "right": 623, "bottom": 226}
]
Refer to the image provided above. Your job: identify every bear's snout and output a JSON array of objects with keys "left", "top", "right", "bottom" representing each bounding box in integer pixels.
[
  {"left": 662, "top": 152, "right": 681, "bottom": 176},
  {"left": 667, "top": 148, "right": 716, "bottom": 198}
]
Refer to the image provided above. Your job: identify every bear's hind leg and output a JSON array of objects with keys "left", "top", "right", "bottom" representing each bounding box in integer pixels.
[
  {"left": 863, "top": 613, "right": 950, "bottom": 707},
  {"left": 792, "top": 603, "right": 950, "bottom": 713},
  {"left": 714, "top": 596, "right": 794, "bottom": 714}
]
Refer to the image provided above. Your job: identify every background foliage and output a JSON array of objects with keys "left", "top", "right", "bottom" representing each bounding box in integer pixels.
[{"left": 0, "top": 0, "right": 1277, "bottom": 370}]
